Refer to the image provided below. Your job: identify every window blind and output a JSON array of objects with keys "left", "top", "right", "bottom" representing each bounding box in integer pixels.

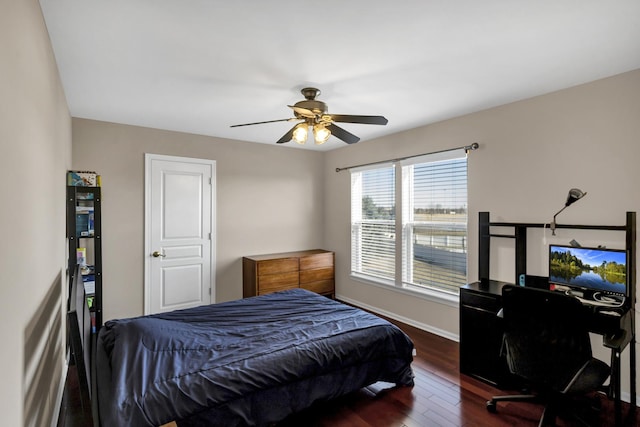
[
  {"left": 401, "top": 154, "right": 467, "bottom": 294},
  {"left": 351, "top": 164, "right": 396, "bottom": 282}
]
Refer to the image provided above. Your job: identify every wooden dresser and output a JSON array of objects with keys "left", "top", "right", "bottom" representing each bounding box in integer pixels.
[{"left": 242, "top": 249, "right": 335, "bottom": 298}]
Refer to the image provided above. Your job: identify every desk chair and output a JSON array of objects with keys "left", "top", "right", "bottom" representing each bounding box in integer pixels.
[{"left": 486, "top": 286, "right": 611, "bottom": 427}]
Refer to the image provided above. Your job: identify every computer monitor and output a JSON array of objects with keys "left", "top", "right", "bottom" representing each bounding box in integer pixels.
[{"left": 549, "top": 245, "right": 627, "bottom": 300}]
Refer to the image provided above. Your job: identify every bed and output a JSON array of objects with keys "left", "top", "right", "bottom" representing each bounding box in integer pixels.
[{"left": 94, "top": 288, "right": 415, "bottom": 426}]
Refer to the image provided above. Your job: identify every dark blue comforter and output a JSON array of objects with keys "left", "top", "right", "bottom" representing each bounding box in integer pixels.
[{"left": 95, "top": 289, "right": 414, "bottom": 426}]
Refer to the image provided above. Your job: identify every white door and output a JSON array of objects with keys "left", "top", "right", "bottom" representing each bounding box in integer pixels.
[{"left": 144, "top": 154, "right": 215, "bottom": 314}]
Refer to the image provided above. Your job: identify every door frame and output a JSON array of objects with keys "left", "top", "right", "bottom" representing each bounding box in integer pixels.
[{"left": 144, "top": 153, "right": 216, "bottom": 314}]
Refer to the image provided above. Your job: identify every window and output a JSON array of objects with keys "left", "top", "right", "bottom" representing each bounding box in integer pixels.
[
  {"left": 351, "top": 150, "right": 468, "bottom": 296},
  {"left": 351, "top": 164, "right": 396, "bottom": 283}
]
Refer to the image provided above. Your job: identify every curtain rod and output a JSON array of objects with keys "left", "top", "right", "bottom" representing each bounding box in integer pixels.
[{"left": 334, "top": 142, "right": 479, "bottom": 172}]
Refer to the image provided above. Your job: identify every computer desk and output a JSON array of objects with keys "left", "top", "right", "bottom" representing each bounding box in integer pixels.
[{"left": 460, "top": 281, "right": 637, "bottom": 427}]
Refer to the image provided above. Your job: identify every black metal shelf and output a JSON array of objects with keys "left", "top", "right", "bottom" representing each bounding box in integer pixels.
[
  {"left": 67, "top": 186, "right": 102, "bottom": 329},
  {"left": 489, "top": 221, "right": 626, "bottom": 231}
]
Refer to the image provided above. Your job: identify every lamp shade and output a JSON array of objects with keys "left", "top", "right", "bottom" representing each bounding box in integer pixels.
[
  {"left": 314, "top": 124, "right": 331, "bottom": 144},
  {"left": 565, "top": 188, "right": 586, "bottom": 207},
  {"left": 292, "top": 124, "right": 308, "bottom": 144}
]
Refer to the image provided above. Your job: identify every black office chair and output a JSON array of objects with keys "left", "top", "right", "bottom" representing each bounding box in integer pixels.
[{"left": 486, "top": 285, "right": 611, "bottom": 427}]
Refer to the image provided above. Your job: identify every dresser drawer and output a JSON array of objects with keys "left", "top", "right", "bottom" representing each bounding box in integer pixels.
[
  {"left": 301, "top": 279, "right": 334, "bottom": 295},
  {"left": 300, "top": 253, "right": 333, "bottom": 270},
  {"left": 299, "top": 267, "right": 334, "bottom": 284},
  {"left": 257, "top": 271, "right": 299, "bottom": 291},
  {"left": 257, "top": 258, "right": 298, "bottom": 275},
  {"left": 460, "top": 290, "right": 501, "bottom": 313}
]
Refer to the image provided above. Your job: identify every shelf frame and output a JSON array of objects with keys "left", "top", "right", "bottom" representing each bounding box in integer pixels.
[{"left": 67, "top": 186, "right": 102, "bottom": 329}]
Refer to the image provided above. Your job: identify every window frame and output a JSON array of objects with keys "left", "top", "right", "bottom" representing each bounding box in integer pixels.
[{"left": 350, "top": 149, "right": 468, "bottom": 305}]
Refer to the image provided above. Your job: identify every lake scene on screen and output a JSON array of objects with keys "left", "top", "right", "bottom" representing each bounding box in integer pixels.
[{"left": 549, "top": 246, "right": 626, "bottom": 293}]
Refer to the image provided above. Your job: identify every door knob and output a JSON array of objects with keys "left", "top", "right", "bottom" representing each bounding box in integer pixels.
[{"left": 152, "top": 251, "right": 166, "bottom": 258}]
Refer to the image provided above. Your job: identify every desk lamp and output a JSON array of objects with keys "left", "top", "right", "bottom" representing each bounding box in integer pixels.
[{"left": 550, "top": 188, "right": 586, "bottom": 235}]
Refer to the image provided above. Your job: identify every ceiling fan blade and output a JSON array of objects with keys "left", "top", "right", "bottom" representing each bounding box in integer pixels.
[
  {"left": 230, "top": 118, "right": 295, "bottom": 127},
  {"left": 288, "top": 105, "right": 316, "bottom": 118},
  {"left": 276, "top": 125, "right": 297, "bottom": 144},
  {"left": 327, "top": 123, "right": 360, "bottom": 144},
  {"left": 329, "top": 114, "right": 388, "bottom": 125}
]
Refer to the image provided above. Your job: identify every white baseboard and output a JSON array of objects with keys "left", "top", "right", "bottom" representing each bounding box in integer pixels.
[
  {"left": 336, "top": 294, "right": 460, "bottom": 342},
  {"left": 53, "top": 356, "right": 69, "bottom": 427}
]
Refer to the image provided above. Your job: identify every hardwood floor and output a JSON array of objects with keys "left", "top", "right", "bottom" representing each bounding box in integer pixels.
[
  {"left": 58, "top": 318, "right": 637, "bottom": 427},
  {"left": 57, "top": 364, "right": 93, "bottom": 427}
]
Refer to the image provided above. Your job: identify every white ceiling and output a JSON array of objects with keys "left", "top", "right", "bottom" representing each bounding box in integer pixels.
[{"left": 40, "top": 0, "right": 640, "bottom": 151}]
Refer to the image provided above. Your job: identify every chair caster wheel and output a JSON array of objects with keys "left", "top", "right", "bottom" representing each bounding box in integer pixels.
[{"left": 486, "top": 400, "right": 497, "bottom": 413}]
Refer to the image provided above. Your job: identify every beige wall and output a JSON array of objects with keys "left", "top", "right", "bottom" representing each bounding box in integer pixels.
[
  {"left": 71, "top": 119, "right": 326, "bottom": 320},
  {"left": 324, "top": 69, "right": 640, "bottom": 401},
  {"left": 0, "top": 0, "right": 72, "bottom": 425}
]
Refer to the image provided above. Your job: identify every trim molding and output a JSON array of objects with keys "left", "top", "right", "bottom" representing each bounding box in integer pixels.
[
  {"left": 336, "top": 294, "right": 460, "bottom": 342},
  {"left": 53, "top": 361, "right": 69, "bottom": 427}
]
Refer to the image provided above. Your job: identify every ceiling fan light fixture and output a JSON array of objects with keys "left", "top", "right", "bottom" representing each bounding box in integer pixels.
[
  {"left": 314, "top": 124, "right": 331, "bottom": 144},
  {"left": 292, "top": 123, "right": 308, "bottom": 144},
  {"left": 230, "top": 87, "right": 388, "bottom": 145}
]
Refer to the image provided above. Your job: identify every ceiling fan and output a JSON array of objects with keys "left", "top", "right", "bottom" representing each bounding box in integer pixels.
[{"left": 230, "top": 87, "right": 388, "bottom": 145}]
